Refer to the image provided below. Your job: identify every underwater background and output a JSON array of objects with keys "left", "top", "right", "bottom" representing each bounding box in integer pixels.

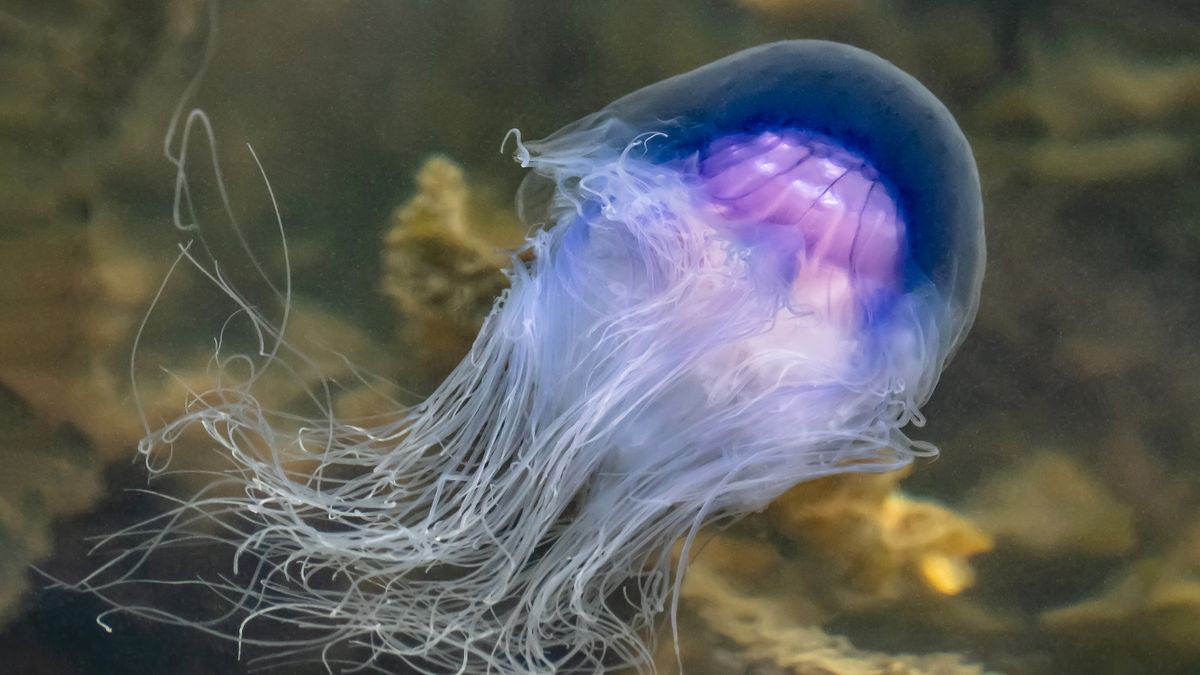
[{"left": 1, "top": 0, "right": 1199, "bottom": 673}]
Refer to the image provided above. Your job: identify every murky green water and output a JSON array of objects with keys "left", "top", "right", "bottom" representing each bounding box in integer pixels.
[{"left": 1, "top": 1, "right": 1198, "bottom": 673}]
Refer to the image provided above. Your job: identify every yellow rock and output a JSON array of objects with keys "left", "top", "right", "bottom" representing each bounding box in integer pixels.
[
  {"left": 768, "top": 470, "right": 993, "bottom": 599},
  {"left": 919, "top": 553, "right": 975, "bottom": 597}
]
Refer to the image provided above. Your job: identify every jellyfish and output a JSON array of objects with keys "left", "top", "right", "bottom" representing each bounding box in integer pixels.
[{"left": 82, "top": 40, "right": 984, "bottom": 674}]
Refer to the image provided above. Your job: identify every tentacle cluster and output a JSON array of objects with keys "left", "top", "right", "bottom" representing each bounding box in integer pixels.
[{"left": 76, "top": 39, "right": 983, "bottom": 675}]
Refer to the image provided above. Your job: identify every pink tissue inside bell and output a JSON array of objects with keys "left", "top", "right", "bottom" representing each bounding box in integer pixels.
[{"left": 699, "top": 130, "right": 903, "bottom": 307}]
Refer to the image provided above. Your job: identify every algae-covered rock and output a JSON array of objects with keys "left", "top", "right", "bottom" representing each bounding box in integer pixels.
[
  {"left": 0, "top": 0, "right": 407, "bottom": 629},
  {"left": 1041, "top": 518, "right": 1200, "bottom": 670},
  {"left": 966, "top": 451, "right": 1136, "bottom": 557},
  {"left": 660, "top": 553, "right": 993, "bottom": 675},
  {"left": 973, "top": 29, "right": 1200, "bottom": 184},
  {"left": 0, "top": 390, "right": 103, "bottom": 626},
  {"left": 769, "top": 470, "right": 994, "bottom": 601},
  {"left": 640, "top": 471, "right": 1002, "bottom": 674},
  {"left": 382, "top": 156, "right": 520, "bottom": 386},
  {"left": 0, "top": 0, "right": 208, "bottom": 627}
]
